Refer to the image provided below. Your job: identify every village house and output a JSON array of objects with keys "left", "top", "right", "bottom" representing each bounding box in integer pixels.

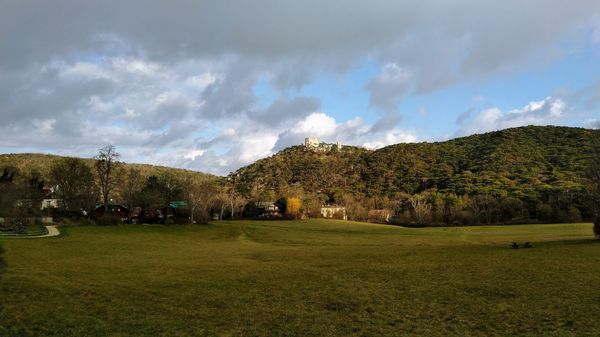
[
  {"left": 41, "top": 198, "right": 64, "bottom": 210},
  {"left": 320, "top": 206, "right": 347, "bottom": 220},
  {"left": 254, "top": 201, "right": 282, "bottom": 218},
  {"left": 167, "top": 200, "right": 189, "bottom": 222},
  {"left": 93, "top": 204, "right": 130, "bottom": 222}
]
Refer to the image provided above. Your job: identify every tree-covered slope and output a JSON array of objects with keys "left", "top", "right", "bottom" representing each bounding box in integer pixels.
[
  {"left": 0, "top": 153, "right": 214, "bottom": 188},
  {"left": 230, "top": 126, "right": 597, "bottom": 223}
]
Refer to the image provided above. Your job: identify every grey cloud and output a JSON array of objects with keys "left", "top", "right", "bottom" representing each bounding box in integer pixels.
[
  {"left": 3, "top": 1, "right": 598, "bottom": 71},
  {"left": 145, "top": 121, "right": 198, "bottom": 147},
  {"left": 199, "top": 60, "right": 258, "bottom": 119},
  {"left": 249, "top": 96, "right": 320, "bottom": 127},
  {"left": 366, "top": 63, "right": 412, "bottom": 112},
  {"left": 369, "top": 112, "right": 402, "bottom": 133},
  {"left": 455, "top": 108, "right": 474, "bottom": 125},
  {"left": 272, "top": 131, "right": 305, "bottom": 152}
]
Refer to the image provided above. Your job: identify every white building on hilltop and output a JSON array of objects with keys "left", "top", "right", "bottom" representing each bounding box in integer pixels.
[{"left": 304, "top": 137, "right": 342, "bottom": 152}]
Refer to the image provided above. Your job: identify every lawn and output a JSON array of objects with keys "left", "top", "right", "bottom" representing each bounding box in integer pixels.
[{"left": 1, "top": 220, "right": 599, "bottom": 336}]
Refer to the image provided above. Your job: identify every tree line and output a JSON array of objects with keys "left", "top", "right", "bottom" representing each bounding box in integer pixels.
[
  {"left": 0, "top": 145, "right": 237, "bottom": 226},
  {"left": 1, "top": 126, "right": 599, "bottom": 229}
]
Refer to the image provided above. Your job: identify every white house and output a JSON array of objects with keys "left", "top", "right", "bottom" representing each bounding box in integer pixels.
[
  {"left": 321, "top": 206, "right": 347, "bottom": 220},
  {"left": 41, "top": 198, "right": 64, "bottom": 210}
]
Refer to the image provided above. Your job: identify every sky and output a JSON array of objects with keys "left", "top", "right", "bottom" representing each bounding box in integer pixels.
[{"left": 1, "top": 1, "right": 599, "bottom": 176}]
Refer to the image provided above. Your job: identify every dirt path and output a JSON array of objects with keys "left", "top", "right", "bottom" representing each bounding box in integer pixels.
[{"left": 36, "top": 225, "right": 60, "bottom": 238}]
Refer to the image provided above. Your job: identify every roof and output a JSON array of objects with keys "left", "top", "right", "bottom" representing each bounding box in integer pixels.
[
  {"left": 255, "top": 201, "right": 282, "bottom": 210},
  {"left": 169, "top": 201, "right": 188, "bottom": 209},
  {"left": 255, "top": 201, "right": 274, "bottom": 206},
  {"left": 94, "top": 204, "right": 129, "bottom": 211}
]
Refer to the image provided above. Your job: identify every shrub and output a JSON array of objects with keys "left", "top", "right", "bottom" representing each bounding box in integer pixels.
[
  {"left": 95, "top": 215, "right": 121, "bottom": 226},
  {"left": 567, "top": 207, "right": 582, "bottom": 223},
  {"left": 536, "top": 203, "right": 554, "bottom": 222}
]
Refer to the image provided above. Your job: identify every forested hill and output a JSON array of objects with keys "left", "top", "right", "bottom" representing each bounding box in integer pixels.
[
  {"left": 231, "top": 126, "right": 597, "bottom": 223},
  {"left": 0, "top": 153, "right": 213, "bottom": 182}
]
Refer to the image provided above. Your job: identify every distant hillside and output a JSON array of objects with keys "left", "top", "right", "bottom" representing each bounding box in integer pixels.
[
  {"left": 230, "top": 126, "right": 598, "bottom": 223},
  {"left": 0, "top": 153, "right": 213, "bottom": 183}
]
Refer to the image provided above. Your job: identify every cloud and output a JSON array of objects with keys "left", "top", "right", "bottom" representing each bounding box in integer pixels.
[
  {"left": 249, "top": 96, "right": 320, "bottom": 127},
  {"left": 0, "top": 1, "right": 599, "bottom": 175},
  {"left": 366, "top": 63, "right": 413, "bottom": 112},
  {"left": 456, "top": 108, "right": 475, "bottom": 125},
  {"left": 273, "top": 112, "right": 417, "bottom": 151},
  {"left": 456, "top": 97, "right": 569, "bottom": 135}
]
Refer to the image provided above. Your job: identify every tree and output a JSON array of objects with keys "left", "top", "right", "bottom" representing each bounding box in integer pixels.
[
  {"left": 95, "top": 145, "right": 122, "bottom": 210},
  {"left": 0, "top": 167, "right": 19, "bottom": 218},
  {"left": 50, "top": 158, "right": 96, "bottom": 213},
  {"left": 121, "top": 168, "right": 143, "bottom": 207},
  {"left": 182, "top": 176, "right": 218, "bottom": 223},
  {"left": 409, "top": 194, "right": 432, "bottom": 224},
  {"left": 226, "top": 175, "right": 247, "bottom": 219},
  {"left": 23, "top": 171, "right": 46, "bottom": 215},
  {"left": 213, "top": 191, "right": 229, "bottom": 220},
  {"left": 136, "top": 175, "right": 170, "bottom": 211},
  {"left": 285, "top": 197, "right": 302, "bottom": 219},
  {"left": 589, "top": 128, "right": 600, "bottom": 238}
]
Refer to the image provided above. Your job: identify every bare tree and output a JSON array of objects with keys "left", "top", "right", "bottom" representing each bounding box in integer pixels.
[
  {"left": 230, "top": 193, "right": 247, "bottom": 219},
  {"left": 409, "top": 194, "right": 432, "bottom": 224},
  {"left": 183, "top": 176, "right": 217, "bottom": 223},
  {"left": 95, "top": 145, "right": 122, "bottom": 211},
  {"left": 50, "top": 157, "right": 96, "bottom": 212},
  {"left": 121, "top": 168, "right": 143, "bottom": 207},
  {"left": 226, "top": 175, "right": 246, "bottom": 218}
]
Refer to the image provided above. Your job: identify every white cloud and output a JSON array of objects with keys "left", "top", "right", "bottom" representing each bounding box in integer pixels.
[
  {"left": 184, "top": 149, "right": 205, "bottom": 160},
  {"left": 184, "top": 73, "right": 217, "bottom": 90},
  {"left": 457, "top": 97, "right": 569, "bottom": 135},
  {"left": 363, "top": 131, "right": 418, "bottom": 149},
  {"left": 274, "top": 112, "right": 417, "bottom": 152},
  {"left": 111, "top": 57, "right": 158, "bottom": 76},
  {"left": 296, "top": 112, "right": 337, "bottom": 137},
  {"left": 123, "top": 107, "right": 140, "bottom": 119}
]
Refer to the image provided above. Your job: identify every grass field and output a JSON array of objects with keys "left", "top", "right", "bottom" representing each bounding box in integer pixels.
[{"left": 1, "top": 220, "right": 599, "bottom": 336}]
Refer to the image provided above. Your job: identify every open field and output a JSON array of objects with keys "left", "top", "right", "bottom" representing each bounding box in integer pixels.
[{"left": 1, "top": 220, "right": 600, "bottom": 336}]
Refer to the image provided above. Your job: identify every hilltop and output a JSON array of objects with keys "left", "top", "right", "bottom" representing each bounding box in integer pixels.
[
  {"left": 0, "top": 153, "right": 214, "bottom": 184},
  {"left": 230, "top": 126, "right": 598, "bottom": 223}
]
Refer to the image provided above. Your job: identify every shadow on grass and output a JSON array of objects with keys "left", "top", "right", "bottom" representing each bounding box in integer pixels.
[{"left": 536, "top": 238, "right": 600, "bottom": 246}]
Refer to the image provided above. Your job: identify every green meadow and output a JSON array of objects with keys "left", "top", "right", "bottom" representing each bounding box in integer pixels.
[{"left": 1, "top": 220, "right": 599, "bottom": 336}]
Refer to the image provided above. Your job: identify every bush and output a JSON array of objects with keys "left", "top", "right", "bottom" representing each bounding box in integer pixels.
[
  {"left": 594, "top": 219, "right": 600, "bottom": 239},
  {"left": 536, "top": 203, "right": 554, "bottom": 222},
  {"left": 567, "top": 207, "right": 582, "bottom": 223},
  {"left": 0, "top": 218, "right": 30, "bottom": 234},
  {"left": 95, "top": 215, "right": 121, "bottom": 226}
]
